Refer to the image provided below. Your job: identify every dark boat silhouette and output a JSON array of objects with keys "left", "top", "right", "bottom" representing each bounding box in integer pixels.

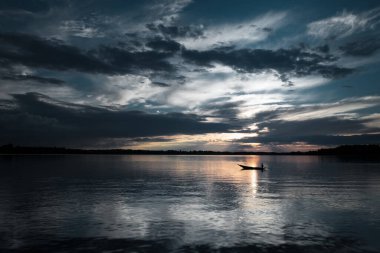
[{"left": 238, "top": 164, "right": 266, "bottom": 170}]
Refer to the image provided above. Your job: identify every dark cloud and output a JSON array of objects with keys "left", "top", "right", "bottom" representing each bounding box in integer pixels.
[
  {"left": 276, "top": 73, "right": 294, "bottom": 87},
  {"left": 151, "top": 81, "right": 171, "bottom": 87},
  {"left": 239, "top": 116, "right": 379, "bottom": 145},
  {"left": 0, "top": 33, "right": 176, "bottom": 76},
  {"left": 200, "top": 100, "right": 241, "bottom": 122},
  {"left": 0, "top": 33, "right": 113, "bottom": 73},
  {"left": 95, "top": 45, "right": 175, "bottom": 73},
  {"left": 0, "top": 92, "right": 231, "bottom": 146},
  {"left": 262, "top": 27, "right": 273, "bottom": 33},
  {"left": 316, "top": 44, "right": 330, "bottom": 53},
  {"left": 293, "top": 134, "right": 380, "bottom": 145},
  {"left": 126, "top": 136, "right": 174, "bottom": 143},
  {"left": 182, "top": 47, "right": 353, "bottom": 81},
  {"left": 339, "top": 38, "right": 380, "bottom": 57},
  {"left": 146, "top": 38, "right": 182, "bottom": 52},
  {"left": 146, "top": 24, "right": 204, "bottom": 39},
  {"left": 0, "top": 74, "right": 65, "bottom": 85},
  {"left": 0, "top": 0, "right": 50, "bottom": 13},
  {"left": 0, "top": 32, "right": 355, "bottom": 87},
  {"left": 244, "top": 133, "right": 380, "bottom": 146}
]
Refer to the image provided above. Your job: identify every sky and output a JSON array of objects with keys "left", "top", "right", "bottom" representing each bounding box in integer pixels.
[{"left": 0, "top": 0, "right": 380, "bottom": 151}]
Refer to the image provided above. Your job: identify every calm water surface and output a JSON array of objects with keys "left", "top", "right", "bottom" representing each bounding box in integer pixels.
[{"left": 0, "top": 155, "right": 380, "bottom": 252}]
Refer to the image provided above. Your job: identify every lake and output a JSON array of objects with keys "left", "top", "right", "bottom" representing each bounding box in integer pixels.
[{"left": 0, "top": 155, "right": 379, "bottom": 252}]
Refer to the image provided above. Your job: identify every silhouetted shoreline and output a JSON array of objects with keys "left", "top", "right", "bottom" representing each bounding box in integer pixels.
[{"left": 1, "top": 144, "right": 380, "bottom": 156}]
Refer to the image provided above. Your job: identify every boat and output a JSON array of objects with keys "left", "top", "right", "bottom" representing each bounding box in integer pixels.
[{"left": 238, "top": 164, "right": 266, "bottom": 170}]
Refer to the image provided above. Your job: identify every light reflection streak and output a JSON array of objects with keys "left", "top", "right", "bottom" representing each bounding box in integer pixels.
[{"left": 250, "top": 170, "right": 258, "bottom": 197}]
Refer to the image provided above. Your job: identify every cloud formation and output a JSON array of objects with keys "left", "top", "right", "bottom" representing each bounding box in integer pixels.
[
  {"left": 179, "top": 12, "right": 287, "bottom": 49},
  {"left": 240, "top": 116, "right": 380, "bottom": 145},
  {"left": 307, "top": 8, "right": 380, "bottom": 40},
  {"left": 0, "top": 93, "right": 231, "bottom": 146},
  {"left": 340, "top": 38, "right": 380, "bottom": 56},
  {"left": 0, "top": 33, "right": 177, "bottom": 75},
  {"left": 0, "top": 1, "right": 379, "bottom": 150},
  {"left": 182, "top": 47, "right": 353, "bottom": 81}
]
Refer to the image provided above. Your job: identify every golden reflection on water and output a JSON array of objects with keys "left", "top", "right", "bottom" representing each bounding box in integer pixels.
[
  {"left": 250, "top": 170, "right": 258, "bottom": 196},
  {"left": 242, "top": 155, "right": 261, "bottom": 167},
  {"left": 243, "top": 156, "right": 261, "bottom": 197}
]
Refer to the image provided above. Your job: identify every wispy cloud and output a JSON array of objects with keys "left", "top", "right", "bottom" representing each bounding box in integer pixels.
[
  {"left": 277, "top": 96, "right": 380, "bottom": 121},
  {"left": 148, "top": 0, "right": 193, "bottom": 25},
  {"left": 59, "top": 20, "right": 103, "bottom": 38},
  {"left": 179, "top": 12, "right": 287, "bottom": 50},
  {"left": 307, "top": 8, "right": 380, "bottom": 40}
]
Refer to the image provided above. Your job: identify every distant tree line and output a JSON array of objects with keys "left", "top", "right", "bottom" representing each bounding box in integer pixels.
[
  {"left": 1, "top": 144, "right": 380, "bottom": 156},
  {"left": 304, "top": 145, "right": 380, "bottom": 156}
]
